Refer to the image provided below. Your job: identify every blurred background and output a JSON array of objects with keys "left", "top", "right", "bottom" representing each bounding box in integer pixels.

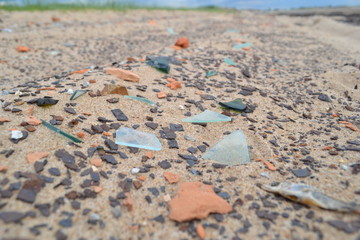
[{"left": 1, "top": 0, "right": 360, "bottom": 10}]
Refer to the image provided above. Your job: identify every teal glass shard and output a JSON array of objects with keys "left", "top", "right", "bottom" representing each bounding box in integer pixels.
[
  {"left": 234, "top": 42, "right": 252, "bottom": 49},
  {"left": 202, "top": 130, "right": 250, "bottom": 165},
  {"left": 206, "top": 70, "right": 217, "bottom": 78},
  {"left": 70, "top": 90, "right": 87, "bottom": 100},
  {"left": 115, "top": 127, "right": 162, "bottom": 151},
  {"left": 219, "top": 98, "right": 247, "bottom": 111},
  {"left": 182, "top": 110, "right": 231, "bottom": 123},
  {"left": 225, "top": 29, "right": 240, "bottom": 33},
  {"left": 146, "top": 56, "right": 170, "bottom": 73},
  {"left": 124, "top": 96, "right": 155, "bottom": 106},
  {"left": 41, "top": 119, "right": 83, "bottom": 143},
  {"left": 224, "top": 58, "right": 236, "bottom": 65},
  {"left": 167, "top": 28, "right": 175, "bottom": 35}
]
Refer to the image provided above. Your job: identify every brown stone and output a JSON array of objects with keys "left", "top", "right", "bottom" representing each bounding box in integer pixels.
[
  {"left": 101, "top": 84, "right": 128, "bottom": 96},
  {"left": 105, "top": 68, "right": 140, "bottom": 82},
  {"left": 133, "top": 180, "right": 143, "bottom": 189},
  {"left": 26, "top": 152, "right": 49, "bottom": 164},
  {"left": 123, "top": 192, "right": 133, "bottom": 211},
  {"left": 168, "top": 182, "right": 232, "bottom": 222},
  {"left": 24, "top": 125, "right": 36, "bottom": 132},
  {"left": 163, "top": 172, "right": 180, "bottom": 184}
]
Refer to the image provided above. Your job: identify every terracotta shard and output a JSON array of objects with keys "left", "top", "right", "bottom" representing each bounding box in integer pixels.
[
  {"left": 26, "top": 152, "right": 49, "bottom": 164},
  {"left": 175, "top": 37, "right": 190, "bottom": 48},
  {"left": 104, "top": 68, "right": 140, "bottom": 82},
  {"left": 168, "top": 182, "right": 232, "bottom": 222},
  {"left": 166, "top": 81, "right": 182, "bottom": 90},
  {"left": 25, "top": 116, "right": 42, "bottom": 126},
  {"left": 16, "top": 46, "right": 30, "bottom": 52},
  {"left": 101, "top": 84, "right": 128, "bottom": 96},
  {"left": 163, "top": 172, "right": 180, "bottom": 184},
  {"left": 0, "top": 118, "right": 11, "bottom": 123}
]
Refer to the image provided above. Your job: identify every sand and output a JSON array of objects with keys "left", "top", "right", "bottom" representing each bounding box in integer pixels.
[{"left": 0, "top": 9, "right": 359, "bottom": 240}]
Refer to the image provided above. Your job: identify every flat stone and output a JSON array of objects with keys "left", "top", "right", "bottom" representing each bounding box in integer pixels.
[
  {"left": 291, "top": 168, "right": 311, "bottom": 178},
  {"left": 145, "top": 122, "right": 159, "bottom": 130},
  {"left": 0, "top": 211, "right": 27, "bottom": 223},
  {"left": 64, "top": 107, "right": 76, "bottom": 115},
  {"left": 158, "top": 160, "right": 171, "bottom": 169},
  {"left": 168, "top": 182, "right": 232, "bottom": 222},
  {"left": 318, "top": 94, "right": 332, "bottom": 102},
  {"left": 111, "top": 109, "right": 128, "bottom": 121}
]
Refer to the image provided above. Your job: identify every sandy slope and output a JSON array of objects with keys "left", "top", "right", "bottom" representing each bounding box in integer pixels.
[{"left": 0, "top": 9, "right": 359, "bottom": 240}]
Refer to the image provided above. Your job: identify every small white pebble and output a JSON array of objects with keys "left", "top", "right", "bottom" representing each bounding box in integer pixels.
[
  {"left": 131, "top": 168, "right": 140, "bottom": 174},
  {"left": 179, "top": 105, "right": 185, "bottom": 110},
  {"left": 67, "top": 89, "right": 74, "bottom": 94},
  {"left": 341, "top": 165, "right": 348, "bottom": 170}
]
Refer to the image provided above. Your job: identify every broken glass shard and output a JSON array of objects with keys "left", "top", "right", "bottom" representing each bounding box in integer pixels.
[
  {"left": 182, "top": 110, "right": 231, "bottom": 123},
  {"left": 41, "top": 119, "right": 83, "bottom": 143},
  {"left": 234, "top": 42, "right": 252, "bottom": 49},
  {"left": 219, "top": 98, "right": 247, "bottom": 111},
  {"left": 206, "top": 70, "right": 217, "bottom": 78},
  {"left": 224, "top": 58, "right": 236, "bottom": 65},
  {"left": 101, "top": 84, "right": 128, "bottom": 96},
  {"left": 202, "top": 130, "right": 250, "bottom": 165},
  {"left": 225, "top": 29, "right": 240, "bottom": 33},
  {"left": 146, "top": 56, "right": 181, "bottom": 73},
  {"left": 146, "top": 56, "right": 170, "bottom": 73},
  {"left": 70, "top": 90, "right": 88, "bottom": 100},
  {"left": 167, "top": 28, "right": 175, "bottom": 35},
  {"left": 261, "top": 182, "right": 360, "bottom": 213},
  {"left": 124, "top": 96, "right": 155, "bottom": 106},
  {"left": 115, "top": 127, "right": 162, "bottom": 151}
]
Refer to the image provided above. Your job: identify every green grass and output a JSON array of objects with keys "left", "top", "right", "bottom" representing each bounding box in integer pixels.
[{"left": 0, "top": 2, "right": 236, "bottom": 12}]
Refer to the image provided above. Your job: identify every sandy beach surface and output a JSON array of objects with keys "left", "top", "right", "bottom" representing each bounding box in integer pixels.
[{"left": 0, "top": 9, "right": 359, "bottom": 240}]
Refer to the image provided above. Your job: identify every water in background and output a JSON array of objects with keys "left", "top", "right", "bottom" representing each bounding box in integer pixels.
[{"left": 1, "top": 0, "right": 359, "bottom": 9}]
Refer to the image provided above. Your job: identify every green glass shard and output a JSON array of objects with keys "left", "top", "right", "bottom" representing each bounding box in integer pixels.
[
  {"left": 234, "top": 42, "right": 252, "bottom": 49},
  {"left": 206, "top": 70, "right": 218, "bottom": 78},
  {"left": 202, "top": 130, "right": 250, "bottom": 165},
  {"left": 224, "top": 58, "right": 236, "bottom": 65},
  {"left": 182, "top": 110, "right": 231, "bottom": 123},
  {"left": 124, "top": 96, "right": 155, "bottom": 106},
  {"left": 41, "top": 119, "right": 83, "bottom": 143},
  {"left": 219, "top": 98, "right": 247, "bottom": 111},
  {"left": 70, "top": 90, "right": 88, "bottom": 100},
  {"left": 115, "top": 127, "right": 162, "bottom": 151}
]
